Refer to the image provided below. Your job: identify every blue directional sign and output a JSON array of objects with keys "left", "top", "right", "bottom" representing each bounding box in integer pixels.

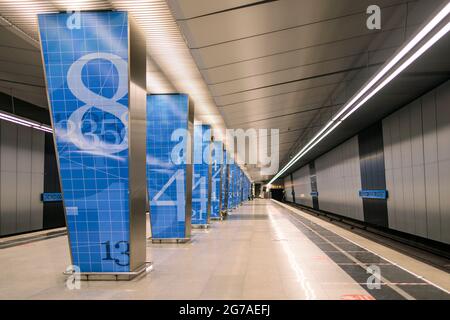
[
  {"left": 359, "top": 189, "right": 388, "bottom": 199},
  {"left": 41, "top": 193, "right": 63, "bottom": 202},
  {"left": 39, "top": 11, "right": 131, "bottom": 272},
  {"left": 192, "top": 124, "right": 211, "bottom": 225},
  {"left": 146, "top": 94, "right": 192, "bottom": 240}
]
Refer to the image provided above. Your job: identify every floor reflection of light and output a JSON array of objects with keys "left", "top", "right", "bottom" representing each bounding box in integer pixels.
[{"left": 268, "top": 206, "right": 316, "bottom": 300}]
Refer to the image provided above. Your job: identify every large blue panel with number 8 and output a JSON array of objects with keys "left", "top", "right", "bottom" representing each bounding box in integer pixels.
[{"left": 39, "top": 11, "right": 130, "bottom": 272}]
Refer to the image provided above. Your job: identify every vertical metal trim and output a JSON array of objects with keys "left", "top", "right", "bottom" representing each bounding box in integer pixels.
[
  {"left": 217, "top": 142, "right": 223, "bottom": 214},
  {"left": 222, "top": 149, "right": 229, "bottom": 213},
  {"left": 206, "top": 127, "right": 212, "bottom": 224},
  {"left": 127, "top": 15, "right": 147, "bottom": 271},
  {"left": 184, "top": 97, "right": 194, "bottom": 238}
]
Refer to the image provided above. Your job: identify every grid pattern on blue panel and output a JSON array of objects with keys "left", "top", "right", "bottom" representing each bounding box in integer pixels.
[
  {"left": 234, "top": 166, "right": 239, "bottom": 207},
  {"left": 231, "top": 163, "right": 237, "bottom": 209},
  {"left": 39, "top": 11, "right": 130, "bottom": 272},
  {"left": 236, "top": 167, "right": 242, "bottom": 205},
  {"left": 220, "top": 155, "right": 228, "bottom": 211},
  {"left": 227, "top": 163, "right": 234, "bottom": 210},
  {"left": 192, "top": 124, "right": 211, "bottom": 224},
  {"left": 210, "top": 141, "right": 223, "bottom": 218},
  {"left": 147, "top": 94, "right": 189, "bottom": 239}
]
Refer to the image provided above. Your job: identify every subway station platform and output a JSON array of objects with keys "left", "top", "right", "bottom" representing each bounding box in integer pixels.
[{"left": 0, "top": 199, "right": 448, "bottom": 300}]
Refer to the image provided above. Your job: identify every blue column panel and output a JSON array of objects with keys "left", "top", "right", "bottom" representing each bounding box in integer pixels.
[
  {"left": 210, "top": 141, "right": 223, "bottom": 219},
  {"left": 192, "top": 124, "right": 211, "bottom": 225},
  {"left": 146, "top": 94, "right": 193, "bottom": 240},
  {"left": 227, "top": 162, "right": 235, "bottom": 210},
  {"left": 38, "top": 11, "right": 131, "bottom": 272},
  {"left": 220, "top": 149, "right": 228, "bottom": 213}
]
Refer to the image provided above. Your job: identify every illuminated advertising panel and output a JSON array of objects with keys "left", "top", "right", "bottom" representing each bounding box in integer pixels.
[
  {"left": 192, "top": 124, "right": 211, "bottom": 225},
  {"left": 220, "top": 149, "right": 228, "bottom": 213},
  {"left": 210, "top": 141, "right": 223, "bottom": 219},
  {"left": 146, "top": 94, "right": 193, "bottom": 240},
  {"left": 39, "top": 11, "right": 139, "bottom": 273}
]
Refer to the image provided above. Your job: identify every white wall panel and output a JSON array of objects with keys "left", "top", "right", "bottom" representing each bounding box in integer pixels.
[
  {"left": 315, "top": 136, "right": 363, "bottom": 220},
  {"left": 30, "top": 131, "right": 44, "bottom": 231},
  {"left": 383, "top": 80, "right": 450, "bottom": 244},
  {"left": 0, "top": 120, "right": 44, "bottom": 236},
  {"left": 16, "top": 126, "right": 32, "bottom": 233},
  {"left": 0, "top": 121, "right": 18, "bottom": 235},
  {"left": 292, "top": 165, "right": 312, "bottom": 207},
  {"left": 436, "top": 81, "right": 450, "bottom": 244},
  {"left": 284, "top": 175, "right": 293, "bottom": 202}
]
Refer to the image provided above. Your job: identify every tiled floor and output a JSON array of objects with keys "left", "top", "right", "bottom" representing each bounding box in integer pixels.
[{"left": 0, "top": 199, "right": 448, "bottom": 300}]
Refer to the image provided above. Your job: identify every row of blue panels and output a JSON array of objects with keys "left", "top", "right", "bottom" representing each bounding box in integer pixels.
[
  {"left": 147, "top": 94, "right": 252, "bottom": 239},
  {"left": 38, "top": 11, "right": 251, "bottom": 273}
]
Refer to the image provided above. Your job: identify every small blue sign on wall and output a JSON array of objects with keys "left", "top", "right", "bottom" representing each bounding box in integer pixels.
[
  {"left": 41, "top": 193, "right": 63, "bottom": 202},
  {"left": 310, "top": 192, "right": 319, "bottom": 197},
  {"left": 359, "top": 189, "right": 388, "bottom": 199}
]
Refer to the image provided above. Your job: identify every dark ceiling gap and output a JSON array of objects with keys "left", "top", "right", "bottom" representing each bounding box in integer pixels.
[
  {"left": 176, "top": 0, "right": 278, "bottom": 21},
  {"left": 0, "top": 78, "right": 45, "bottom": 88},
  {"left": 216, "top": 78, "right": 361, "bottom": 107},
  {"left": 0, "top": 58, "right": 41, "bottom": 68},
  {"left": 199, "top": 27, "right": 406, "bottom": 70},
  {"left": 213, "top": 62, "right": 384, "bottom": 97},
  {"left": 206, "top": 46, "right": 396, "bottom": 86},
  {"left": 234, "top": 117, "right": 321, "bottom": 131},
  {"left": 0, "top": 69, "right": 43, "bottom": 79},
  {"left": 228, "top": 103, "right": 342, "bottom": 126},
  {"left": 188, "top": 2, "right": 406, "bottom": 50},
  {"left": 0, "top": 44, "right": 40, "bottom": 52}
]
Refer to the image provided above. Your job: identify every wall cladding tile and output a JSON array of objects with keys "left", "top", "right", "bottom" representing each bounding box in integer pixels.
[{"left": 383, "top": 81, "right": 450, "bottom": 244}]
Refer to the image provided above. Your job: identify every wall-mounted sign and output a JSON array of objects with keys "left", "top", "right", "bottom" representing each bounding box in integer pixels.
[
  {"left": 41, "top": 193, "right": 62, "bottom": 202},
  {"left": 359, "top": 189, "right": 388, "bottom": 199}
]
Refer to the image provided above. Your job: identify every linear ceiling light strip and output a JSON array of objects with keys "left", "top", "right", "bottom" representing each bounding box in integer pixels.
[
  {"left": 269, "top": 3, "right": 450, "bottom": 184},
  {"left": 0, "top": 110, "right": 52, "bottom": 132}
]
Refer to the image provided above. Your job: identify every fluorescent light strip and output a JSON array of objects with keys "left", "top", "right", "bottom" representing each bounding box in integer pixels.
[
  {"left": 269, "top": 7, "right": 450, "bottom": 184},
  {"left": 273, "top": 121, "right": 341, "bottom": 180},
  {"left": 0, "top": 111, "right": 53, "bottom": 133},
  {"left": 342, "top": 21, "right": 450, "bottom": 121},
  {"left": 332, "top": 2, "right": 450, "bottom": 121}
]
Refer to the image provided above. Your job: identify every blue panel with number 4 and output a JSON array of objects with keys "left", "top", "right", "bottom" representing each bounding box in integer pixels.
[
  {"left": 192, "top": 124, "right": 211, "bottom": 225},
  {"left": 147, "top": 94, "right": 191, "bottom": 239},
  {"left": 210, "top": 141, "right": 223, "bottom": 218}
]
